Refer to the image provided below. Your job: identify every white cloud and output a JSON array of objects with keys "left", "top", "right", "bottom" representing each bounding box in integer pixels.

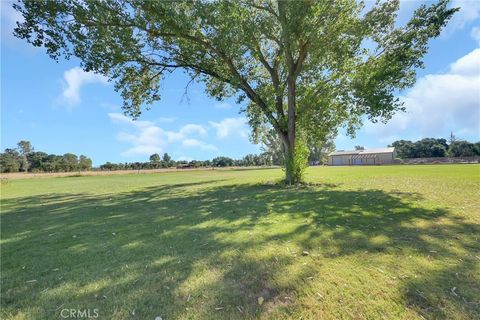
[
  {"left": 0, "top": 1, "right": 43, "bottom": 53},
  {"left": 1, "top": 2, "right": 22, "bottom": 34},
  {"left": 470, "top": 26, "right": 480, "bottom": 45},
  {"left": 209, "top": 117, "right": 249, "bottom": 139},
  {"left": 442, "top": 0, "right": 480, "bottom": 36},
  {"left": 451, "top": 0, "right": 480, "bottom": 28},
  {"left": 108, "top": 113, "right": 217, "bottom": 157},
  {"left": 182, "top": 139, "right": 218, "bottom": 151},
  {"left": 121, "top": 145, "right": 164, "bottom": 157},
  {"left": 109, "top": 112, "right": 133, "bottom": 124},
  {"left": 59, "top": 67, "right": 108, "bottom": 106},
  {"left": 449, "top": 49, "right": 480, "bottom": 76},
  {"left": 164, "top": 124, "right": 207, "bottom": 143},
  {"left": 214, "top": 102, "right": 233, "bottom": 110},
  {"left": 179, "top": 124, "right": 208, "bottom": 137},
  {"left": 109, "top": 113, "right": 165, "bottom": 156},
  {"left": 365, "top": 48, "right": 480, "bottom": 140},
  {"left": 165, "top": 131, "right": 184, "bottom": 143},
  {"left": 0, "top": 2, "right": 27, "bottom": 47},
  {"left": 157, "top": 117, "right": 177, "bottom": 123},
  {"left": 176, "top": 155, "right": 194, "bottom": 162}
]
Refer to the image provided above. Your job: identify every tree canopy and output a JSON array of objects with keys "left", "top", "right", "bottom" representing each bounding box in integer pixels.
[
  {"left": 13, "top": 0, "right": 457, "bottom": 183},
  {"left": 0, "top": 141, "right": 93, "bottom": 173},
  {"left": 149, "top": 153, "right": 161, "bottom": 163},
  {"left": 390, "top": 137, "right": 480, "bottom": 159}
]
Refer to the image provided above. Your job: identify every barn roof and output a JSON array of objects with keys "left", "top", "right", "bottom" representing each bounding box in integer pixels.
[
  {"left": 328, "top": 150, "right": 359, "bottom": 156},
  {"left": 328, "top": 147, "right": 394, "bottom": 157},
  {"left": 359, "top": 147, "right": 395, "bottom": 154}
]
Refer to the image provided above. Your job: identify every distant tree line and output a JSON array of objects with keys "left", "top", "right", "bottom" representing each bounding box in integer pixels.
[
  {"left": 390, "top": 134, "right": 480, "bottom": 159},
  {"left": 211, "top": 154, "right": 273, "bottom": 167},
  {"left": 4, "top": 134, "right": 477, "bottom": 173},
  {"left": 100, "top": 153, "right": 174, "bottom": 170},
  {"left": 99, "top": 152, "right": 276, "bottom": 171},
  {"left": 0, "top": 139, "right": 335, "bottom": 174},
  {"left": 98, "top": 137, "right": 336, "bottom": 171},
  {"left": 0, "top": 141, "right": 93, "bottom": 173}
]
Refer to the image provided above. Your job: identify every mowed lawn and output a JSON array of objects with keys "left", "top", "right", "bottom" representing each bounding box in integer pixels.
[{"left": 1, "top": 165, "right": 479, "bottom": 320}]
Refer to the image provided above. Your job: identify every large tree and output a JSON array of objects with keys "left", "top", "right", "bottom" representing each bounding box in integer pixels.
[
  {"left": 13, "top": 0, "right": 456, "bottom": 183},
  {"left": 17, "top": 140, "right": 33, "bottom": 172}
]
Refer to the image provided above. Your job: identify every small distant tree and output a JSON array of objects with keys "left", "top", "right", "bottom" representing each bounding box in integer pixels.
[
  {"left": 16, "top": 140, "right": 33, "bottom": 172},
  {"left": 189, "top": 160, "right": 200, "bottom": 168},
  {"left": 448, "top": 141, "right": 476, "bottom": 157},
  {"left": 474, "top": 142, "right": 480, "bottom": 156},
  {"left": 46, "top": 154, "right": 63, "bottom": 172},
  {"left": 17, "top": 140, "right": 33, "bottom": 154},
  {"left": 243, "top": 154, "right": 255, "bottom": 166},
  {"left": 449, "top": 131, "right": 458, "bottom": 145},
  {"left": 27, "top": 151, "right": 48, "bottom": 172},
  {"left": 390, "top": 140, "right": 415, "bottom": 158},
  {"left": 436, "top": 138, "right": 449, "bottom": 150},
  {"left": 414, "top": 138, "right": 447, "bottom": 158},
  {"left": 162, "top": 153, "right": 172, "bottom": 168},
  {"left": 430, "top": 144, "right": 447, "bottom": 157},
  {"left": 100, "top": 162, "right": 114, "bottom": 171},
  {"left": 18, "top": 156, "right": 29, "bottom": 173},
  {"left": 149, "top": 153, "right": 160, "bottom": 163},
  {"left": 259, "top": 152, "right": 273, "bottom": 166},
  {"left": 309, "top": 137, "right": 336, "bottom": 164},
  {"left": 212, "top": 156, "right": 234, "bottom": 167},
  {"left": 62, "top": 153, "right": 79, "bottom": 172},
  {"left": 354, "top": 145, "right": 365, "bottom": 151},
  {"left": 79, "top": 155, "right": 93, "bottom": 171},
  {"left": 0, "top": 149, "right": 21, "bottom": 173},
  {"left": 252, "top": 125, "right": 286, "bottom": 166}
]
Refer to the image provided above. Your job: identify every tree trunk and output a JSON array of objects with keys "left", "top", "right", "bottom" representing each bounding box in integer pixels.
[
  {"left": 284, "top": 141, "right": 294, "bottom": 184},
  {"left": 284, "top": 74, "right": 301, "bottom": 185}
]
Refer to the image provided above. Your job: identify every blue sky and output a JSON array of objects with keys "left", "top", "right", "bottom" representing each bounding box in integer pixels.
[{"left": 1, "top": 1, "right": 479, "bottom": 166}]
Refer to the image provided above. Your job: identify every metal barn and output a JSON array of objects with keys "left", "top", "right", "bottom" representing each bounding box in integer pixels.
[{"left": 328, "top": 148, "right": 396, "bottom": 166}]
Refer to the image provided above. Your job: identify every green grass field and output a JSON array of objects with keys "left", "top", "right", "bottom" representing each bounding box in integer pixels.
[{"left": 1, "top": 165, "right": 479, "bottom": 319}]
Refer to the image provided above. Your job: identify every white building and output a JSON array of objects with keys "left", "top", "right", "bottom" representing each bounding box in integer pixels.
[{"left": 328, "top": 147, "right": 396, "bottom": 166}]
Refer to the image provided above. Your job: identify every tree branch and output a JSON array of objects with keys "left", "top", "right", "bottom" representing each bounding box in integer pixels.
[{"left": 254, "top": 44, "right": 285, "bottom": 119}]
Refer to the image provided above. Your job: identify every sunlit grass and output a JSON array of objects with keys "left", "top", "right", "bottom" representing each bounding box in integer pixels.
[{"left": 1, "top": 165, "right": 479, "bottom": 319}]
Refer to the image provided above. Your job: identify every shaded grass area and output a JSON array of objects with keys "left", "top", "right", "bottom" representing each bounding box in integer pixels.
[{"left": 1, "top": 166, "right": 479, "bottom": 319}]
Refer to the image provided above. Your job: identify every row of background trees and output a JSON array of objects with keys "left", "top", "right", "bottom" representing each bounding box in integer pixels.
[
  {"left": 98, "top": 135, "right": 336, "bottom": 170},
  {"left": 1, "top": 138, "right": 333, "bottom": 173},
  {"left": 389, "top": 134, "right": 480, "bottom": 159},
  {"left": 0, "top": 141, "right": 92, "bottom": 173},
  {"left": 99, "top": 153, "right": 275, "bottom": 170},
  {"left": 2, "top": 134, "right": 478, "bottom": 173}
]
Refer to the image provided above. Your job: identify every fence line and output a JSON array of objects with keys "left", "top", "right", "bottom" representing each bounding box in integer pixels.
[{"left": 400, "top": 156, "right": 480, "bottom": 164}]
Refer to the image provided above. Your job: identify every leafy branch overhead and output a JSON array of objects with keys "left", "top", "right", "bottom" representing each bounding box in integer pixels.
[{"left": 13, "top": 0, "right": 457, "bottom": 183}]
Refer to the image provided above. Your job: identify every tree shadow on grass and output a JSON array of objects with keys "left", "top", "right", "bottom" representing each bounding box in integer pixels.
[{"left": 1, "top": 181, "right": 478, "bottom": 319}]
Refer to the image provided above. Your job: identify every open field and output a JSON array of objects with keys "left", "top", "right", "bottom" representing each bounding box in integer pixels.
[
  {"left": 0, "top": 167, "right": 279, "bottom": 180},
  {"left": 1, "top": 165, "right": 479, "bottom": 319}
]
